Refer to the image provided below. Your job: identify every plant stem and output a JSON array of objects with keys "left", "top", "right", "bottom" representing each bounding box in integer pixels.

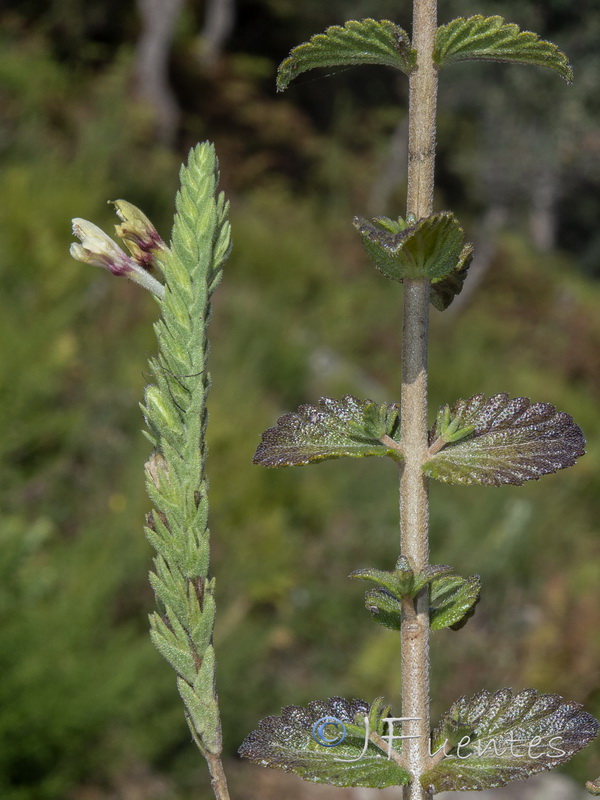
[{"left": 400, "top": 1, "right": 438, "bottom": 799}]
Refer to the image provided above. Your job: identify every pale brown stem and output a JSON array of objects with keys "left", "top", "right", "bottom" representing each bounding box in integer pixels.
[
  {"left": 400, "top": 1, "right": 439, "bottom": 799},
  {"left": 206, "top": 751, "right": 231, "bottom": 800}
]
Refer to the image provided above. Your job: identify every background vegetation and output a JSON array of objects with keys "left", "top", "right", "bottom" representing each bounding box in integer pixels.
[{"left": 0, "top": 0, "right": 598, "bottom": 797}]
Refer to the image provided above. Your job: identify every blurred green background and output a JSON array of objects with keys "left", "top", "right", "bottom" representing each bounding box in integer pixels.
[{"left": 1, "top": 0, "right": 599, "bottom": 797}]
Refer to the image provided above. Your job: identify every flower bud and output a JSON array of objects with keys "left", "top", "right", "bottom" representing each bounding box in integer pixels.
[{"left": 110, "top": 200, "right": 167, "bottom": 271}]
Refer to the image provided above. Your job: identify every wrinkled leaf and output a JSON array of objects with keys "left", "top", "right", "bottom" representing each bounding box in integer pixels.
[
  {"left": 254, "top": 395, "right": 402, "bottom": 467},
  {"left": 239, "top": 697, "right": 410, "bottom": 788},
  {"left": 423, "top": 394, "right": 585, "bottom": 486},
  {"left": 430, "top": 574, "right": 481, "bottom": 631},
  {"left": 353, "top": 213, "right": 473, "bottom": 311},
  {"left": 423, "top": 688, "right": 599, "bottom": 792},
  {"left": 350, "top": 556, "right": 416, "bottom": 597},
  {"left": 434, "top": 16, "right": 573, "bottom": 82},
  {"left": 358, "top": 565, "right": 479, "bottom": 632},
  {"left": 277, "top": 19, "right": 416, "bottom": 91}
]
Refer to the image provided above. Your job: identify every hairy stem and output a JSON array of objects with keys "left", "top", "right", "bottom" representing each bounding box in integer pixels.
[{"left": 400, "top": 1, "right": 438, "bottom": 799}]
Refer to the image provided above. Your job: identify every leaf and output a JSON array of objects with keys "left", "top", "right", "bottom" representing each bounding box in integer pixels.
[
  {"left": 350, "top": 556, "right": 416, "bottom": 597},
  {"left": 423, "top": 394, "right": 585, "bottom": 486},
  {"left": 239, "top": 697, "right": 410, "bottom": 788},
  {"left": 434, "top": 16, "right": 573, "bottom": 82},
  {"left": 430, "top": 574, "right": 481, "bottom": 631},
  {"left": 355, "top": 562, "right": 479, "bottom": 632},
  {"left": 353, "top": 213, "right": 473, "bottom": 311},
  {"left": 423, "top": 688, "right": 599, "bottom": 792},
  {"left": 277, "top": 19, "right": 416, "bottom": 91},
  {"left": 253, "top": 395, "right": 402, "bottom": 467}
]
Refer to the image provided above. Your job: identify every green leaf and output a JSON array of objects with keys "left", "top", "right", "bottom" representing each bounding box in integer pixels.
[
  {"left": 277, "top": 19, "right": 416, "bottom": 91},
  {"left": 430, "top": 574, "right": 481, "bottom": 631},
  {"left": 423, "top": 394, "right": 585, "bottom": 486},
  {"left": 253, "top": 395, "right": 402, "bottom": 467},
  {"left": 356, "top": 563, "right": 479, "bottom": 632},
  {"left": 423, "top": 689, "right": 599, "bottom": 792},
  {"left": 350, "top": 556, "right": 415, "bottom": 597},
  {"left": 353, "top": 212, "right": 473, "bottom": 311},
  {"left": 434, "top": 15, "right": 573, "bottom": 82},
  {"left": 239, "top": 697, "right": 410, "bottom": 788}
]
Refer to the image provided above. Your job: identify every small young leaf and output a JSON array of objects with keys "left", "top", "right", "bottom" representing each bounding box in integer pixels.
[
  {"left": 424, "top": 394, "right": 585, "bottom": 486},
  {"left": 353, "top": 212, "right": 473, "bottom": 310},
  {"left": 423, "top": 689, "right": 599, "bottom": 792},
  {"left": 239, "top": 697, "right": 410, "bottom": 788},
  {"left": 350, "top": 555, "right": 415, "bottom": 597},
  {"left": 434, "top": 16, "right": 573, "bottom": 82},
  {"left": 430, "top": 574, "right": 481, "bottom": 631},
  {"left": 254, "top": 395, "right": 402, "bottom": 467},
  {"left": 277, "top": 19, "right": 416, "bottom": 91},
  {"left": 358, "top": 565, "right": 479, "bottom": 632}
]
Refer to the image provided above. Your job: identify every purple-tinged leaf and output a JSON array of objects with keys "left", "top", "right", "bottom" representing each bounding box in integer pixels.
[
  {"left": 423, "top": 688, "right": 599, "bottom": 792},
  {"left": 277, "top": 19, "right": 416, "bottom": 92},
  {"left": 423, "top": 394, "right": 585, "bottom": 486},
  {"left": 239, "top": 696, "right": 410, "bottom": 788},
  {"left": 254, "top": 395, "right": 402, "bottom": 467}
]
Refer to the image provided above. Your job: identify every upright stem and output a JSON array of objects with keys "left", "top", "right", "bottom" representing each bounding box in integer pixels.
[{"left": 400, "top": 1, "right": 438, "bottom": 799}]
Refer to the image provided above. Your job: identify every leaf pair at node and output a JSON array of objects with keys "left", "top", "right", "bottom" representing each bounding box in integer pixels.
[
  {"left": 350, "top": 556, "right": 480, "bottom": 632},
  {"left": 239, "top": 690, "right": 598, "bottom": 790},
  {"left": 276, "top": 16, "right": 572, "bottom": 93},
  {"left": 254, "top": 393, "right": 585, "bottom": 488},
  {"left": 353, "top": 212, "right": 473, "bottom": 311}
]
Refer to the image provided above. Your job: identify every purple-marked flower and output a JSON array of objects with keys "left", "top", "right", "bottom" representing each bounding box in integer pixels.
[
  {"left": 70, "top": 218, "right": 165, "bottom": 299},
  {"left": 111, "top": 200, "right": 167, "bottom": 271}
]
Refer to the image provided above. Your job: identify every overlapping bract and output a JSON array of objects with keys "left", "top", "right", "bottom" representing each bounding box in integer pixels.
[
  {"left": 423, "top": 689, "right": 599, "bottom": 792},
  {"left": 277, "top": 19, "right": 416, "bottom": 92},
  {"left": 353, "top": 212, "right": 473, "bottom": 311},
  {"left": 253, "top": 395, "right": 402, "bottom": 467},
  {"left": 239, "top": 697, "right": 410, "bottom": 788},
  {"left": 434, "top": 15, "right": 573, "bottom": 82},
  {"left": 424, "top": 394, "right": 585, "bottom": 486},
  {"left": 141, "top": 143, "right": 231, "bottom": 754}
]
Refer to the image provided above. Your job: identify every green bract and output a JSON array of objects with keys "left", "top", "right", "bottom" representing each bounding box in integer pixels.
[
  {"left": 253, "top": 395, "right": 402, "bottom": 467},
  {"left": 423, "top": 689, "right": 599, "bottom": 792},
  {"left": 277, "top": 19, "right": 416, "bottom": 92},
  {"left": 424, "top": 394, "right": 585, "bottom": 486},
  {"left": 353, "top": 212, "right": 473, "bottom": 311},
  {"left": 434, "top": 15, "right": 573, "bottom": 82},
  {"left": 141, "top": 143, "right": 231, "bottom": 756}
]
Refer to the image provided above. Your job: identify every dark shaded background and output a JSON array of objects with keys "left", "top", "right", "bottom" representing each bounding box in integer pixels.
[{"left": 0, "top": 0, "right": 599, "bottom": 797}]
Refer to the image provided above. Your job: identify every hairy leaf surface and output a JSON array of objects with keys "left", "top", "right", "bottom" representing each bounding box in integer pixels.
[
  {"left": 254, "top": 395, "right": 402, "bottom": 467},
  {"left": 277, "top": 19, "right": 416, "bottom": 91},
  {"left": 423, "top": 394, "right": 585, "bottom": 486},
  {"left": 355, "top": 563, "right": 480, "bottom": 632},
  {"left": 239, "top": 697, "right": 410, "bottom": 788},
  {"left": 434, "top": 16, "right": 573, "bottom": 82},
  {"left": 423, "top": 689, "right": 599, "bottom": 792},
  {"left": 353, "top": 213, "right": 473, "bottom": 310}
]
